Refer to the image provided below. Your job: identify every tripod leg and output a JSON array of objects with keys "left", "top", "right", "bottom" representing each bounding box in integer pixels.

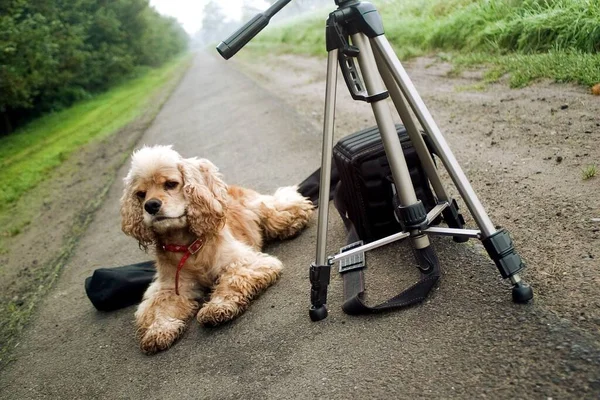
[
  {"left": 375, "top": 51, "right": 468, "bottom": 242},
  {"left": 352, "top": 33, "right": 439, "bottom": 281},
  {"left": 371, "top": 35, "right": 533, "bottom": 302},
  {"left": 309, "top": 49, "right": 339, "bottom": 321}
]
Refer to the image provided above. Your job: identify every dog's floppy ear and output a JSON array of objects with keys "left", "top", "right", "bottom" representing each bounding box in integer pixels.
[
  {"left": 120, "top": 176, "right": 155, "bottom": 250},
  {"left": 179, "top": 158, "right": 228, "bottom": 237}
]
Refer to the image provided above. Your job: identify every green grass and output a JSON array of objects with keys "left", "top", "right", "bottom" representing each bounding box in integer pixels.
[
  {"left": 452, "top": 50, "right": 600, "bottom": 87},
  {"left": 0, "top": 55, "right": 190, "bottom": 213},
  {"left": 582, "top": 165, "right": 598, "bottom": 180},
  {"left": 247, "top": 0, "right": 600, "bottom": 88}
]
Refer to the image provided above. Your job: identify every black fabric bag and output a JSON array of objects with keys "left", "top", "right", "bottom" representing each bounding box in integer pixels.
[
  {"left": 332, "top": 124, "right": 437, "bottom": 242},
  {"left": 85, "top": 261, "right": 155, "bottom": 311}
]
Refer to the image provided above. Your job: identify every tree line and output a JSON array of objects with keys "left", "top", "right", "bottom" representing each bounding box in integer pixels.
[{"left": 0, "top": 0, "right": 189, "bottom": 134}]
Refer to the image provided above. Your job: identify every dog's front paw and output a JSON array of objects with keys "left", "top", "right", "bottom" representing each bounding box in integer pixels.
[
  {"left": 138, "top": 318, "right": 187, "bottom": 354},
  {"left": 196, "top": 299, "right": 242, "bottom": 327}
]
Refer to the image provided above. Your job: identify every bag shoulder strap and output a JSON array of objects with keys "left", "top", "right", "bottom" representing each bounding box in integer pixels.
[{"left": 334, "top": 185, "right": 440, "bottom": 315}]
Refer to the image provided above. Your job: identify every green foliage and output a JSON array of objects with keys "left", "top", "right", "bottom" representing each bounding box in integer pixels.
[
  {"left": 454, "top": 50, "right": 600, "bottom": 87},
  {"left": 582, "top": 165, "right": 598, "bottom": 180},
  {"left": 0, "top": 0, "right": 188, "bottom": 133},
  {"left": 249, "top": 0, "right": 600, "bottom": 87},
  {"left": 425, "top": 0, "right": 600, "bottom": 53},
  {"left": 0, "top": 56, "right": 190, "bottom": 212}
]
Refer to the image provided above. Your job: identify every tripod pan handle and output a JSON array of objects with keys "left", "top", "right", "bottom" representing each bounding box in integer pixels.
[{"left": 216, "top": 14, "right": 269, "bottom": 60}]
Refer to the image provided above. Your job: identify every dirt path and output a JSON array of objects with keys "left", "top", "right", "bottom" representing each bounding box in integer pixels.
[
  {"left": 0, "top": 52, "right": 598, "bottom": 399},
  {"left": 236, "top": 53, "right": 600, "bottom": 332}
]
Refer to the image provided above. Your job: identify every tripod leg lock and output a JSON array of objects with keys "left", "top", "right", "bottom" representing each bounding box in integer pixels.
[
  {"left": 397, "top": 200, "right": 428, "bottom": 230},
  {"left": 309, "top": 263, "right": 332, "bottom": 307},
  {"left": 481, "top": 229, "right": 525, "bottom": 279}
]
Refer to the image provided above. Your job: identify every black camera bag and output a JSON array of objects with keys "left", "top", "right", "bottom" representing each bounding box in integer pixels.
[{"left": 332, "top": 124, "right": 437, "bottom": 242}]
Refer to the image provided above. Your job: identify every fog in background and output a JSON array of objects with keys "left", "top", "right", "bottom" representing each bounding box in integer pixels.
[{"left": 152, "top": 0, "right": 333, "bottom": 48}]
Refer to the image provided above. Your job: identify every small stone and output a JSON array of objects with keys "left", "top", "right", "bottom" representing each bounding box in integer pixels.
[
  {"left": 560, "top": 104, "right": 569, "bottom": 110},
  {"left": 584, "top": 130, "right": 592, "bottom": 133},
  {"left": 556, "top": 156, "right": 563, "bottom": 163}
]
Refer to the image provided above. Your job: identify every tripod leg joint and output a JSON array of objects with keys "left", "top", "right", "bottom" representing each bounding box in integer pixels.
[
  {"left": 481, "top": 229, "right": 525, "bottom": 279},
  {"left": 396, "top": 200, "right": 428, "bottom": 230}
]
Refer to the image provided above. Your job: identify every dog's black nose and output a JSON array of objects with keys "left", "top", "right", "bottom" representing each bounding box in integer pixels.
[{"left": 144, "top": 199, "right": 162, "bottom": 215}]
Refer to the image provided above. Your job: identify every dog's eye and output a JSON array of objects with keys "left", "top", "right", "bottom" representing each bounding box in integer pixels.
[
  {"left": 164, "top": 181, "right": 178, "bottom": 190},
  {"left": 136, "top": 191, "right": 146, "bottom": 199}
]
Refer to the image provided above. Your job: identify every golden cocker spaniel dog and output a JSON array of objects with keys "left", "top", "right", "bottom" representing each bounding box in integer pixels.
[{"left": 120, "top": 145, "right": 313, "bottom": 353}]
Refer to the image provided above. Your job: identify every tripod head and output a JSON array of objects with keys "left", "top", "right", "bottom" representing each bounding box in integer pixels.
[{"left": 216, "top": 0, "right": 365, "bottom": 60}]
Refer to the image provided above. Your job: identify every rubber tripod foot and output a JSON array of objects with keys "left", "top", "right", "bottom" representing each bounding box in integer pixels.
[
  {"left": 512, "top": 282, "right": 534, "bottom": 303},
  {"left": 309, "top": 305, "right": 328, "bottom": 321}
]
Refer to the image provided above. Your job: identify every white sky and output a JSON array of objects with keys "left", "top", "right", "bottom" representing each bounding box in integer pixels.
[{"left": 150, "top": 0, "right": 271, "bottom": 34}]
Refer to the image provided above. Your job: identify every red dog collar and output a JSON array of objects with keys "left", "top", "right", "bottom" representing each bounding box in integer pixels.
[{"left": 161, "top": 238, "right": 203, "bottom": 295}]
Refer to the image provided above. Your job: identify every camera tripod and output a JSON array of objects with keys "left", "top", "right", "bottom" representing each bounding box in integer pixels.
[{"left": 217, "top": 0, "right": 534, "bottom": 322}]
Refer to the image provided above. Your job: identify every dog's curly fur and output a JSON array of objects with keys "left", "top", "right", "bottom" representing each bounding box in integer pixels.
[{"left": 120, "top": 145, "right": 314, "bottom": 354}]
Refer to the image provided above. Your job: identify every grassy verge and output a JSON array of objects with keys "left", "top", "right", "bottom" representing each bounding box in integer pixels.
[
  {"left": 247, "top": 0, "right": 600, "bottom": 88},
  {"left": 0, "top": 55, "right": 190, "bottom": 216}
]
